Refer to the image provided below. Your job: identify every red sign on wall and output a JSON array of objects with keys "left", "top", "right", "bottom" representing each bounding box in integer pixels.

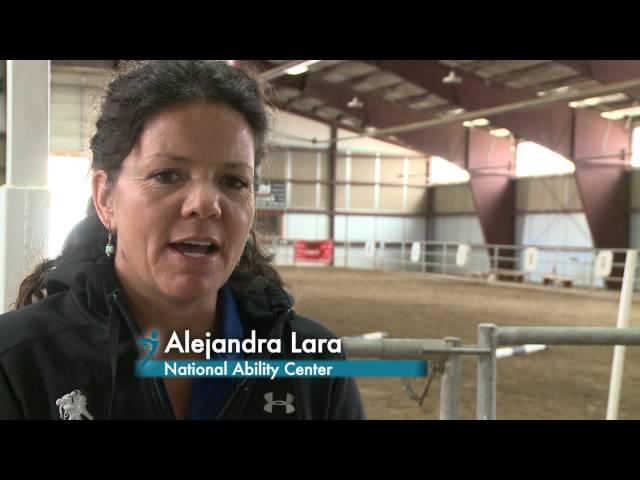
[{"left": 294, "top": 240, "right": 333, "bottom": 265}]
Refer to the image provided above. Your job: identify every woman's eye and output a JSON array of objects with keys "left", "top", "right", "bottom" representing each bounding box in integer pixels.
[
  {"left": 223, "top": 176, "right": 250, "bottom": 190},
  {"left": 151, "top": 170, "right": 183, "bottom": 184}
]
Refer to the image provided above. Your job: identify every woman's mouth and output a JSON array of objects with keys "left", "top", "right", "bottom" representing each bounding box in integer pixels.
[{"left": 169, "top": 240, "right": 220, "bottom": 258}]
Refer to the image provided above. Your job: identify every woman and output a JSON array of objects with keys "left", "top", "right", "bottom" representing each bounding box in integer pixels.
[{"left": 0, "top": 60, "right": 365, "bottom": 420}]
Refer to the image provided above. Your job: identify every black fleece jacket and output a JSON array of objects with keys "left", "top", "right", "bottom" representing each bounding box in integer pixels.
[{"left": 0, "top": 254, "right": 365, "bottom": 420}]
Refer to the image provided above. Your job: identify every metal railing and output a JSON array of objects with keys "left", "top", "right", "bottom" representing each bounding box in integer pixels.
[
  {"left": 277, "top": 240, "right": 640, "bottom": 418},
  {"left": 266, "top": 238, "right": 635, "bottom": 291},
  {"left": 342, "top": 325, "right": 640, "bottom": 420}
]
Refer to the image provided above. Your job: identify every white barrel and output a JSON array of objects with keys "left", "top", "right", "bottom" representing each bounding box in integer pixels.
[
  {"left": 595, "top": 250, "right": 614, "bottom": 278},
  {"left": 523, "top": 247, "right": 539, "bottom": 273},
  {"left": 364, "top": 240, "right": 375, "bottom": 258},
  {"left": 410, "top": 241, "right": 421, "bottom": 263},
  {"left": 456, "top": 244, "right": 471, "bottom": 267}
]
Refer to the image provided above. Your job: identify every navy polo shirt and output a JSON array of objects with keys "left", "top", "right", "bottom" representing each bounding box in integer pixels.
[{"left": 156, "top": 283, "right": 242, "bottom": 420}]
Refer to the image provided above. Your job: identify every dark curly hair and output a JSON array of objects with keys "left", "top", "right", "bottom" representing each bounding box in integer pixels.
[{"left": 15, "top": 60, "right": 281, "bottom": 309}]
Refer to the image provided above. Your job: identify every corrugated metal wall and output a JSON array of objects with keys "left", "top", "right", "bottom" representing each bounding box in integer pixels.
[
  {"left": 428, "top": 183, "right": 488, "bottom": 273},
  {"left": 429, "top": 184, "right": 482, "bottom": 244},
  {"left": 515, "top": 213, "right": 592, "bottom": 247},
  {"left": 266, "top": 110, "right": 430, "bottom": 269},
  {"left": 49, "top": 68, "right": 109, "bottom": 153},
  {"left": 514, "top": 174, "right": 593, "bottom": 285},
  {"left": 516, "top": 175, "right": 582, "bottom": 212},
  {"left": 515, "top": 174, "right": 590, "bottom": 245},
  {"left": 432, "top": 183, "right": 475, "bottom": 214}
]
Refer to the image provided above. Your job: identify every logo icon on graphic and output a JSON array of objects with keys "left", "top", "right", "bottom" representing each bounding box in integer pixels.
[
  {"left": 139, "top": 329, "right": 160, "bottom": 366},
  {"left": 264, "top": 392, "right": 295, "bottom": 414},
  {"left": 55, "top": 389, "right": 94, "bottom": 420}
]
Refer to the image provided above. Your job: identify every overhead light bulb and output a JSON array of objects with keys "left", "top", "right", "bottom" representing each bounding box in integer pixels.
[
  {"left": 347, "top": 96, "right": 364, "bottom": 108},
  {"left": 601, "top": 106, "right": 640, "bottom": 120},
  {"left": 285, "top": 60, "right": 321, "bottom": 76},
  {"left": 442, "top": 70, "right": 462, "bottom": 85},
  {"left": 463, "top": 118, "right": 490, "bottom": 128},
  {"left": 490, "top": 128, "right": 511, "bottom": 137},
  {"left": 472, "top": 118, "right": 490, "bottom": 127},
  {"left": 553, "top": 86, "right": 570, "bottom": 94},
  {"left": 601, "top": 111, "right": 625, "bottom": 120}
]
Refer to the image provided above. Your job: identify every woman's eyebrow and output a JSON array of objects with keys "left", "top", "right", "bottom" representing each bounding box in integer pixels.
[
  {"left": 223, "top": 162, "right": 254, "bottom": 171},
  {"left": 148, "top": 153, "right": 194, "bottom": 164},
  {"left": 148, "top": 154, "right": 253, "bottom": 171}
]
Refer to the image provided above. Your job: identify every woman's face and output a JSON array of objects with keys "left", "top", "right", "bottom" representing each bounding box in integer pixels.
[{"left": 96, "top": 102, "right": 256, "bottom": 307}]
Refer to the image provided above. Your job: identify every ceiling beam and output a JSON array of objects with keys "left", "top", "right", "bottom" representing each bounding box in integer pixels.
[
  {"left": 261, "top": 60, "right": 519, "bottom": 249},
  {"left": 259, "top": 62, "right": 476, "bottom": 168},
  {"left": 484, "top": 61, "right": 553, "bottom": 84},
  {"left": 371, "top": 60, "right": 634, "bottom": 255},
  {"left": 556, "top": 60, "right": 640, "bottom": 98}
]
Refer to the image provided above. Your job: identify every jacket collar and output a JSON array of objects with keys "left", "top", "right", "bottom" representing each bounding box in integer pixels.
[{"left": 45, "top": 254, "right": 294, "bottom": 339}]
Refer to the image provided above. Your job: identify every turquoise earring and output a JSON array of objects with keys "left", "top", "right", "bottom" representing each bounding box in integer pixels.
[{"left": 105, "top": 224, "right": 115, "bottom": 257}]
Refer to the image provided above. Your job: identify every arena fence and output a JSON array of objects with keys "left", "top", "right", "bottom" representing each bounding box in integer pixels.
[
  {"left": 270, "top": 238, "right": 639, "bottom": 418},
  {"left": 342, "top": 325, "right": 640, "bottom": 420},
  {"left": 339, "top": 250, "right": 640, "bottom": 419},
  {"left": 268, "top": 238, "right": 639, "bottom": 292}
]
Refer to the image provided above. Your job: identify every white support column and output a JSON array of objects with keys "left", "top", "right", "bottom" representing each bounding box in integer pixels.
[
  {"left": 0, "top": 60, "right": 51, "bottom": 313},
  {"left": 0, "top": 88, "right": 5, "bottom": 186},
  {"left": 0, "top": 92, "right": 5, "bottom": 133},
  {"left": 402, "top": 155, "right": 408, "bottom": 211},
  {"left": 315, "top": 150, "right": 321, "bottom": 210},
  {"left": 606, "top": 249, "right": 638, "bottom": 419},
  {"left": 285, "top": 149, "right": 292, "bottom": 208},
  {"left": 345, "top": 151, "right": 351, "bottom": 210},
  {"left": 374, "top": 153, "right": 380, "bottom": 210}
]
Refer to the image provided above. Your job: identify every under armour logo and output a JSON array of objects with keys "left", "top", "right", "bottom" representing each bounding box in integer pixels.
[
  {"left": 55, "top": 390, "right": 94, "bottom": 420},
  {"left": 264, "top": 392, "right": 295, "bottom": 414}
]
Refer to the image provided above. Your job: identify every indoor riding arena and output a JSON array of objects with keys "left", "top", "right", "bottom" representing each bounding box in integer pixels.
[
  {"left": 280, "top": 266, "right": 640, "bottom": 420},
  {"left": 3, "top": 60, "right": 640, "bottom": 421}
]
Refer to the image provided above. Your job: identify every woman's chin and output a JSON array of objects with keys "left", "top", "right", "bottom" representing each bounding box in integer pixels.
[{"left": 162, "top": 277, "right": 223, "bottom": 304}]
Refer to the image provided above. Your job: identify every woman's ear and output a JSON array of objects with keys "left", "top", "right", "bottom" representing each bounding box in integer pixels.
[{"left": 92, "top": 171, "right": 114, "bottom": 230}]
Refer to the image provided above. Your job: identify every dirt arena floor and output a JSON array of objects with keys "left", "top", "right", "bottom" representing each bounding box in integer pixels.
[{"left": 278, "top": 266, "right": 640, "bottom": 420}]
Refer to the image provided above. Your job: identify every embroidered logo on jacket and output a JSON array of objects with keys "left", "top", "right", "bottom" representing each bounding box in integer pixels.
[
  {"left": 55, "top": 390, "right": 94, "bottom": 420},
  {"left": 264, "top": 392, "right": 295, "bottom": 414}
]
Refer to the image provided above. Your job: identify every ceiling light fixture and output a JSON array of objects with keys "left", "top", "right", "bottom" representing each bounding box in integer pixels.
[
  {"left": 601, "top": 105, "right": 640, "bottom": 120},
  {"left": 347, "top": 96, "right": 364, "bottom": 109},
  {"left": 442, "top": 70, "right": 462, "bottom": 85},
  {"left": 489, "top": 128, "right": 511, "bottom": 137},
  {"left": 569, "top": 92, "right": 628, "bottom": 109},
  {"left": 285, "top": 60, "right": 321, "bottom": 76},
  {"left": 463, "top": 118, "right": 490, "bottom": 128},
  {"left": 537, "top": 85, "right": 572, "bottom": 97}
]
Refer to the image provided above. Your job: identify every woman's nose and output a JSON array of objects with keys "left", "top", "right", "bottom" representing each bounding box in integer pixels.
[{"left": 181, "top": 182, "right": 222, "bottom": 219}]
